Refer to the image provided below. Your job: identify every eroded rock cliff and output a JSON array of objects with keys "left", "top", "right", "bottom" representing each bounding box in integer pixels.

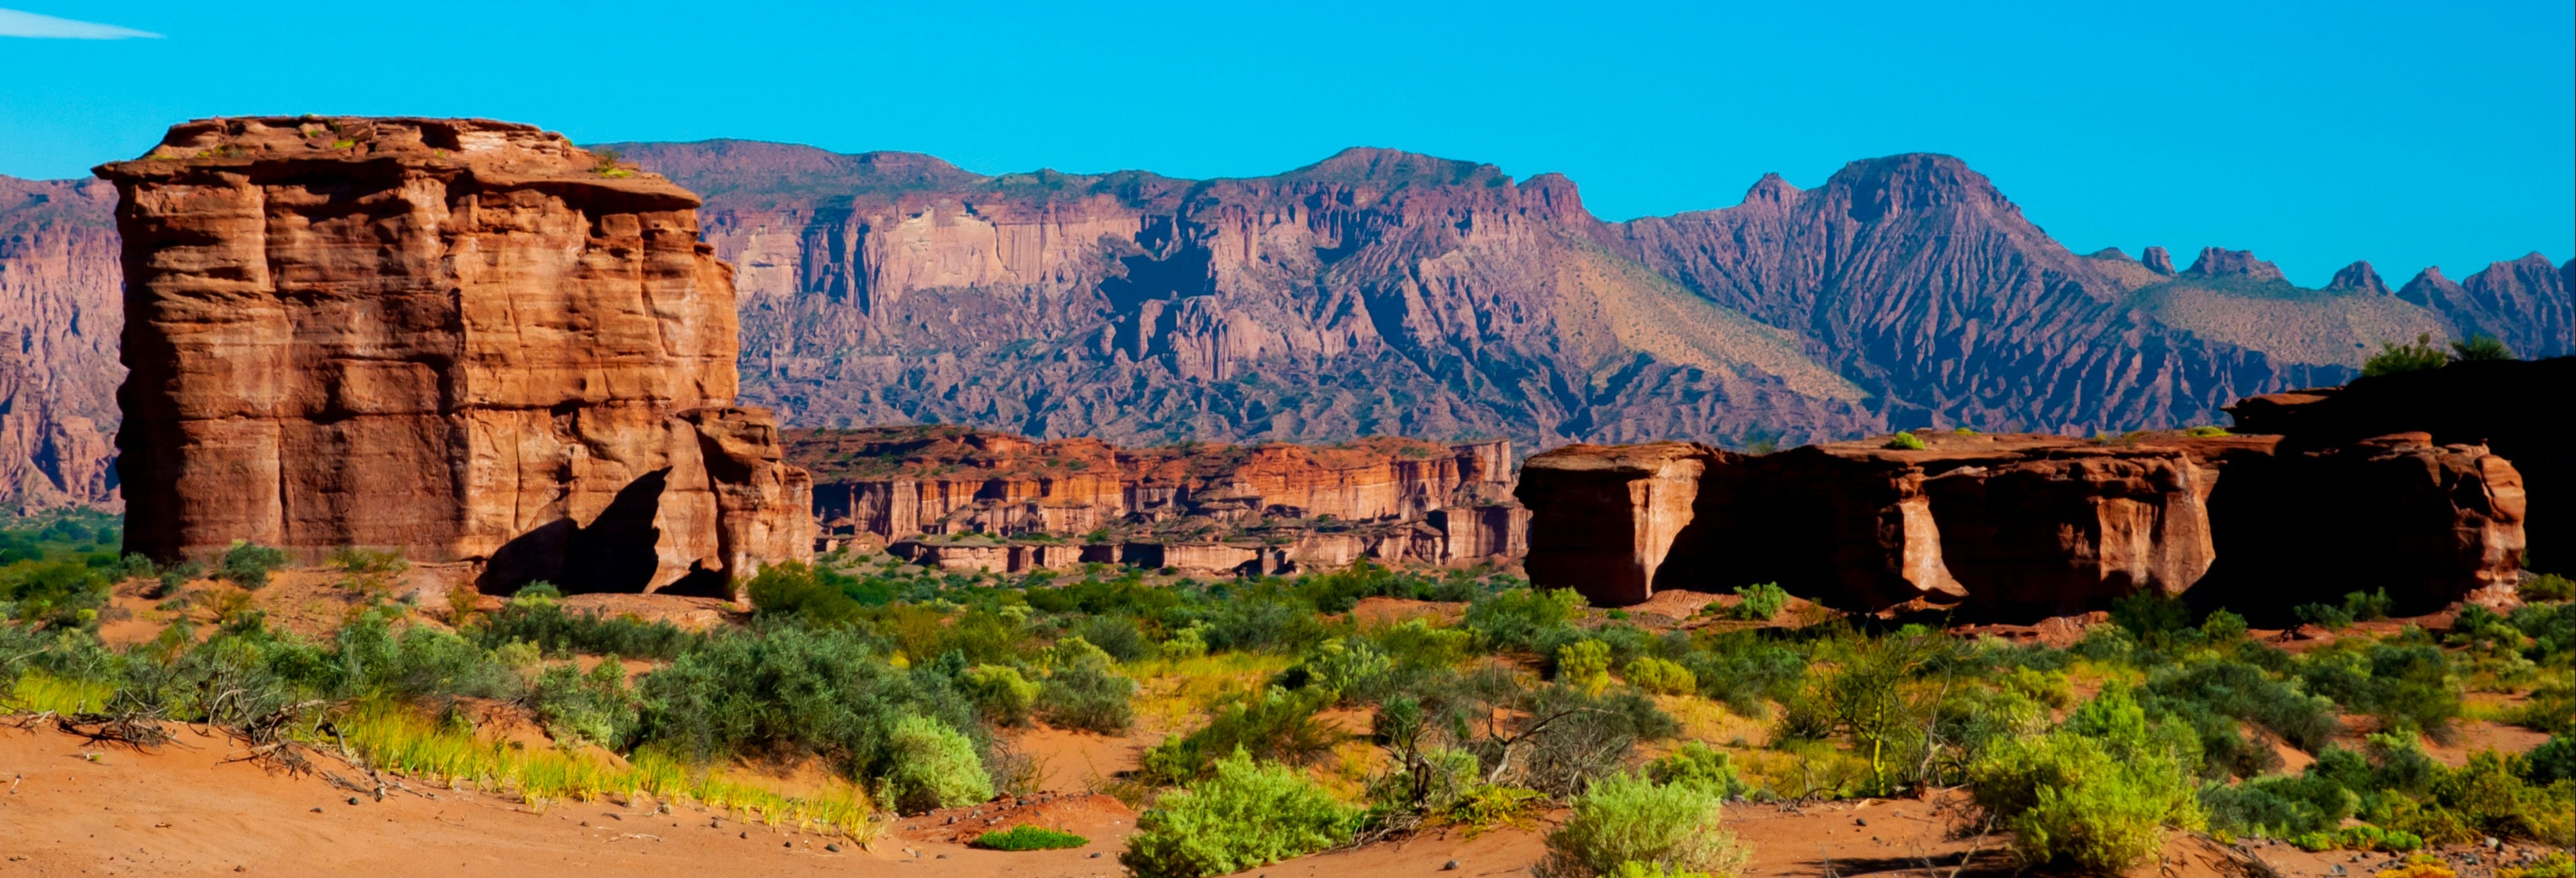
[
  {"left": 0, "top": 176, "right": 123, "bottom": 511},
  {"left": 96, "top": 117, "right": 811, "bottom": 593},
  {"left": 792, "top": 425, "right": 1523, "bottom": 574},
  {"left": 1523, "top": 429, "right": 2526, "bottom": 619}
]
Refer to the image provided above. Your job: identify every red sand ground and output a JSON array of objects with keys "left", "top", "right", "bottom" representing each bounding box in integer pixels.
[{"left": 1, "top": 718, "right": 2300, "bottom": 878}]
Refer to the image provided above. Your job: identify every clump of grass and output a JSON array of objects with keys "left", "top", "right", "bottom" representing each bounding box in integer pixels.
[
  {"left": 1884, "top": 432, "right": 1927, "bottom": 451},
  {"left": 5, "top": 671, "right": 116, "bottom": 714},
  {"left": 973, "top": 824, "right": 1089, "bottom": 850},
  {"left": 337, "top": 701, "right": 877, "bottom": 839}
]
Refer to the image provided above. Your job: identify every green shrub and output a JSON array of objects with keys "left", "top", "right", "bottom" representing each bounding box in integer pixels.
[
  {"left": 1603, "top": 863, "right": 1714, "bottom": 878},
  {"left": 217, "top": 540, "right": 291, "bottom": 589},
  {"left": 1728, "top": 583, "right": 1788, "bottom": 621},
  {"left": 2203, "top": 773, "right": 2357, "bottom": 837},
  {"left": 528, "top": 659, "right": 639, "bottom": 747},
  {"left": 1884, "top": 432, "right": 1927, "bottom": 451},
  {"left": 1037, "top": 659, "right": 1135, "bottom": 734},
  {"left": 2185, "top": 425, "right": 2231, "bottom": 437},
  {"left": 2522, "top": 574, "right": 2576, "bottom": 602},
  {"left": 1295, "top": 636, "right": 1393, "bottom": 702},
  {"left": 961, "top": 664, "right": 1040, "bottom": 726},
  {"left": 1624, "top": 657, "right": 1697, "bottom": 696},
  {"left": 2450, "top": 335, "right": 2516, "bottom": 362},
  {"left": 327, "top": 546, "right": 408, "bottom": 575},
  {"left": 1534, "top": 772, "right": 1750, "bottom": 878},
  {"left": 2344, "top": 589, "right": 2395, "bottom": 622},
  {"left": 2365, "top": 333, "right": 2450, "bottom": 377},
  {"left": 973, "top": 824, "right": 1089, "bottom": 850},
  {"left": 747, "top": 561, "right": 864, "bottom": 626},
  {"left": 2297, "top": 602, "right": 2358, "bottom": 629},
  {"left": 1968, "top": 688, "right": 2204, "bottom": 872},
  {"left": 1143, "top": 686, "right": 1340, "bottom": 784},
  {"left": 469, "top": 600, "right": 696, "bottom": 659},
  {"left": 1120, "top": 749, "right": 1359, "bottom": 878},
  {"left": 881, "top": 713, "right": 996, "bottom": 814},
  {"left": 1643, "top": 742, "right": 1747, "bottom": 797},
  {"left": 1557, "top": 640, "right": 1612, "bottom": 694},
  {"left": 2, "top": 560, "right": 112, "bottom": 627},
  {"left": 1464, "top": 587, "right": 1584, "bottom": 653}
]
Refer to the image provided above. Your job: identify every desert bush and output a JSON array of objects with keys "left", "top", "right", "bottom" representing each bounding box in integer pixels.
[
  {"left": 748, "top": 561, "right": 865, "bottom": 627},
  {"left": 1883, "top": 432, "right": 1927, "bottom": 451},
  {"left": 2143, "top": 658, "right": 2337, "bottom": 777},
  {"left": 2364, "top": 333, "right": 2449, "bottom": 377},
  {"left": 961, "top": 664, "right": 1040, "bottom": 726},
  {"left": 470, "top": 600, "right": 696, "bottom": 660},
  {"left": 1968, "top": 688, "right": 2204, "bottom": 872},
  {"left": 2522, "top": 574, "right": 2576, "bottom": 602},
  {"left": 1120, "top": 749, "right": 1359, "bottom": 878},
  {"left": 2450, "top": 335, "right": 2516, "bottom": 362},
  {"left": 2300, "top": 636, "right": 2461, "bottom": 738},
  {"left": 1292, "top": 636, "right": 1394, "bottom": 702},
  {"left": 1, "top": 560, "right": 112, "bottom": 628},
  {"left": 1624, "top": 657, "right": 1696, "bottom": 696},
  {"left": 635, "top": 626, "right": 948, "bottom": 776},
  {"left": 1534, "top": 772, "right": 1749, "bottom": 878},
  {"left": 1556, "top": 640, "right": 1612, "bottom": 694},
  {"left": 1677, "top": 633, "right": 1807, "bottom": 717},
  {"left": 1036, "top": 649, "right": 1135, "bottom": 734},
  {"left": 217, "top": 540, "right": 291, "bottom": 589},
  {"left": 1490, "top": 685, "right": 1677, "bottom": 796},
  {"left": 528, "top": 659, "right": 639, "bottom": 747},
  {"left": 973, "top": 825, "right": 1088, "bottom": 850},
  {"left": 1643, "top": 742, "right": 1747, "bottom": 797},
  {"left": 1074, "top": 614, "right": 1156, "bottom": 662},
  {"left": 881, "top": 713, "right": 995, "bottom": 813},
  {"left": 327, "top": 546, "right": 408, "bottom": 575},
  {"left": 1464, "top": 587, "right": 1584, "bottom": 653},
  {"left": 1143, "top": 686, "right": 1340, "bottom": 784},
  {"left": 2202, "top": 773, "right": 2359, "bottom": 837},
  {"left": 1727, "top": 582, "right": 1789, "bottom": 621}
]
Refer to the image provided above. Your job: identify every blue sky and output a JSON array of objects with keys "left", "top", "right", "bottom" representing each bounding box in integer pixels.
[{"left": 3, "top": 1, "right": 2567, "bottom": 285}]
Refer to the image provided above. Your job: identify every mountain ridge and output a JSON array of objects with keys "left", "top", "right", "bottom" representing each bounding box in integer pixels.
[{"left": 1, "top": 138, "right": 2568, "bottom": 509}]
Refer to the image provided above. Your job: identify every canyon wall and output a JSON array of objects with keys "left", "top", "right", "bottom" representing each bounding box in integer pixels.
[
  {"left": 96, "top": 116, "right": 811, "bottom": 593},
  {"left": 1523, "top": 427, "right": 2527, "bottom": 619},
  {"left": 791, "top": 425, "right": 1524, "bottom": 574}
]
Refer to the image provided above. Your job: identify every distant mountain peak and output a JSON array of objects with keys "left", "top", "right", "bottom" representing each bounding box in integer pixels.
[
  {"left": 1283, "top": 147, "right": 1501, "bottom": 186},
  {"left": 1741, "top": 172, "right": 1802, "bottom": 207},
  {"left": 2142, "top": 246, "right": 2177, "bottom": 276},
  {"left": 2184, "top": 247, "right": 2286, "bottom": 282},
  {"left": 2325, "top": 261, "right": 2391, "bottom": 295}
]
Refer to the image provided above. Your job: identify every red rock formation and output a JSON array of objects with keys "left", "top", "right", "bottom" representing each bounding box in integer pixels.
[
  {"left": 1523, "top": 429, "right": 2526, "bottom": 619},
  {"left": 1517, "top": 442, "right": 1714, "bottom": 606},
  {"left": 797, "top": 425, "right": 1523, "bottom": 572},
  {"left": 0, "top": 176, "right": 123, "bottom": 511},
  {"left": 96, "top": 117, "right": 811, "bottom": 594}
]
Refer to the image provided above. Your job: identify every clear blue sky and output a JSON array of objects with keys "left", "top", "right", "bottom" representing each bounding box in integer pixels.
[{"left": 4, "top": 1, "right": 2568, "bottom": 285}]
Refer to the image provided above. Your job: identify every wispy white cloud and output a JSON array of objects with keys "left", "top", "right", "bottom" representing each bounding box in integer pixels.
[{"left": 0, "top": 8, "right": 161, "bottom": 39}]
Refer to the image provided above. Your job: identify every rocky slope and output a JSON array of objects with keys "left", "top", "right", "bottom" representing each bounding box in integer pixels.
[
  {"left": 793, "top": 425, "right": 1523, "bottom": 574},
  {"left": 97, "top": 117, "right": 811, "bottom": 594}
]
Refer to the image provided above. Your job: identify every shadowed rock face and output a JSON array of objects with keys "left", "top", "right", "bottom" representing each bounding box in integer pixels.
[
  {"left": 1521, "top": 430, "right": 2526, "bottom": 620},
  {"left": 792, "top": 425, "right": 1522, "bottom": 574},
  {"left": 95, "top": 117, "right": 811, "bottom": 593},
  {"left": 2228, "top": 357, "right": 2573, "bottom": 576},
  {"left": 0, "top": 177, "right": 122, "bottom": 512}
]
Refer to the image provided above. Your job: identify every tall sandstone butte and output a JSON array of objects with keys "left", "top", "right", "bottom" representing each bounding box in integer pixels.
[{"left": 95, "top": 117, "right": 813, "bottom": 593}]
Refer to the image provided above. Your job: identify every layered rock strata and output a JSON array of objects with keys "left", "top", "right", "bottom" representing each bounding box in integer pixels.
[
  {"left": 1521, "top": 430, "right": 2525, "bottom": 619},
  {"left": 97, "top": 117, "right": 811, "bottom": 593},
  {"left": 792, "top": 425, "right": 1525, "bottom": 574}
]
